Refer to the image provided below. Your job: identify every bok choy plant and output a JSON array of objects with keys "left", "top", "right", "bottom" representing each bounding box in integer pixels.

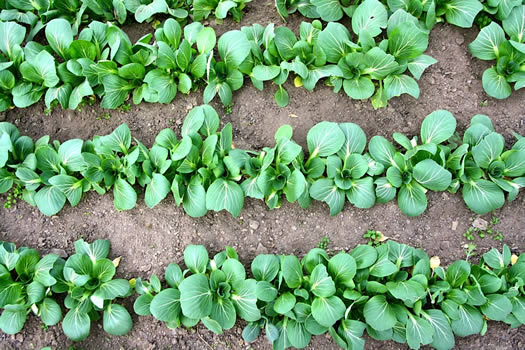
[{"left": 1, "top": 105, "right": 524, "bottom": 217}]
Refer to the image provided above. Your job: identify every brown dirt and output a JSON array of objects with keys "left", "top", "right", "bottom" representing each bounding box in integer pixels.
[{"left": 1, "top": 1, "right": 525, "bottom": 349}]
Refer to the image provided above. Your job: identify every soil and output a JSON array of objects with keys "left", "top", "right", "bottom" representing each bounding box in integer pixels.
[{"left": 1, "top": 2, "right": 525, "bottom": 349}]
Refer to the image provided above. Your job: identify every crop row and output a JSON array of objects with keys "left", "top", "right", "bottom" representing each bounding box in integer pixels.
[
  {"left": 1, "top": 104, "right": 524, "bottom": 217},
  {"left": 0, "top": 238, "right": 523, "bottom": 349},
  {"left": 1, "top": 2, "right": 524, "bottom": 114}
]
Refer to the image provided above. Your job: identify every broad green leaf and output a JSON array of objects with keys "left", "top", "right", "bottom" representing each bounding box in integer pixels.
[
  {"left": 368, "top": 136, "right": 396, "bottom": 167},
  {"left": 352, "top": 0, "right": 388, "bottom": 37},
  {"left": 251, "top": 254, "right": 280, "bottom": 282},
  {"left": 74, "top": 239, "right": 110, "bottom": 262},
  {"left": 145, "top": 173, "right": 170, "bottom": 208},
  {"left": 503, "top": 5, "right": 525, "bottom": 43},
  {"left": 469, "top": 23, "right": 506, "bottom": 60},
  {"left": 62, "top": 309, "right": 90, "bottom": 341},
  {"left": 420, "top": 110, "right": 457, "bottom": 144},
  {"left": 311, "top": 0, "right": 343, "bottom": 21},
  {"left": 252, "top": 65, "right": 281, "bottom": 81},
  {"left": 388, "top": 22, "right": 428, "bottom": 60},
  {"left": 384, "top": 74, "right": 420, "bottom": 99},
  {"left": 231, "top": 279, "right": 260, "bottom": 322},
  {"left": 197, "top": 27, "right": 216, "bottom": 54},
  {"left": 103, "top": 303, "right": 132, "bottom": 336},
  {"left": 307, "top": 122, "right": 345, "bottom": 157},
  {"left": 408, "top": 55, "right": 438, "bottom": 80},
  {"left": 350, "top": 245, "right": 377, "bottom": 269},
  {"left": 445, "top": 0, "right": 483, "bottom": 28},
  {"left": 413, "top": 159, "right": 452, "bottom": 191},
  {"left": 113, "top": 178, "right": 137, "bottom": 211},
  {"left": 406, "top": 314, "right": 434, "bottom": 349},
  {"left": 327, "top": 252, "right": 356, "bottom": 286},
  {"left": 282, "top": 255, "right": 303, "bottom": 288},
  {"left": 183, "top": 180, "right": 207, "bottom": 217},
  {"left": 205, "top": 179, "right": 244, "bottom": 217},
  {"left": 20, "top": 51, "right": 59, "bottom": 88},
  {"left": 40, "top": 298, "right": 62, "bottom": 326},
  {"left": 35, "top": 186, "right": 66, "bottom": 216},
  {"left": 274, "top": 292, "right": 296, "bottom": 314},
  {"left": 45, "top": 19, "right": 73, "bottom": 59},
  {"left": 184, "top": 245, "right": 208, "bottom": 274},
  {"left": 422, "top": 309, "right": 455, "bottom": 350},
  {"left": 0, "top": 22, "right": 25, "bottom": 59},
  {"left": 287, "top": 319, "right": 312, "bottom": 348},
  {"left": 445, "top": 260, "right": 470, "bottom": 287},
  {"left": 179, "top": 274, "right": 212, "bottom": 319},
  {"left": 311, "top": 296, "right": 345, "bottom": 327},
  {"left": 343, "top": 77, "right": 375, "bottom": 99},
  {"left": 462, "top": 179, "right": 505, "bottom": 214},
  {"left": 274, "top": 86, "right": 289, "bottom": 107},
  {"left": 151, "top": 288, "right": 181, "bottom": 322},
  {"left": 480, "top": 294, "right": 512, "bottom": 321},
  {"left": 363, "top": 295, "right": 397, "bottom": 331},
  {"left": 362, "top": 47, "right": 399, "bottom": 80},
  {"left": 218, "top": 30, "right": 250, "bottom": 67},
  {"left": 318, "top": 23, "right": 353, "bottom": 63},
  {"left": 482, "top": 67, "right": 512, "bottom": 99},
  {"left": 387, "top": 280, "right": 426, "bottom": 303},
  {"left": 451, "top": 304, "right": 483, "bottom": 337},
  {"left": 310, "top": 179, "right": 345, "bottom": 216},
  {"left": 310, "top": 265, "right": 336, "bottom": 297},
  {"left": 397, "top": 181, "right": 428, "bottom": 216},
  {"left": 0, "top": 305, "right": 26, "bottom": 334},
  {"left": 135, "top": 0, "right": 168, "bottom": 22}
]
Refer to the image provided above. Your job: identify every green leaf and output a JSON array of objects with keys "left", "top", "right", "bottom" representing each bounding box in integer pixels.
[
  {"left": 343, "top": 77, "right": 375, "bottom": 100},
  {"left": 422, "top": 309, "right": 455, "bottom": 350},
  {"left": 310, "top": 179, "right": 345, "bottom": 216},
  {"left": 462, "top": 179, "right": 505, "bottom": 214},
  {"left": 413, "top": 159, "right": 452, "bottom": 191},
  {"left": 179, "top": 274, "right": 212, "bottom": 319},
  {"left": 386, "top": 280, "right": 426, "bottom": 303},
  {"left": 205, "top": 179, "right": 244, "bottom": 217},
  {"left": 251, "top": 254, "right": 280, "bottom": 282},
  {"left": 184, "top": 245, "right": 208, "bottom": 274},
  {"left": 197, "top": 27, "right": 216, "bottom": 54},
  {"left": 135, "top": 0, "right": 168, "bottom": 23},
  {"left": 310, "top": 265, "right": 336, "bottom": 297},
  {"left": 144, "top": 69, "right": 177, "bottom": 104},
  {"left": 40, "top": 298, "right": 62, "bottom": 326},
  {"left": 45, "top": 19, "right": 73, "bottom": 59},
  {"left": 231, "top": 279, "right": 260, "bottom": 322},
  {"left": 307, "top": 122, "right": 345, "bottom": 157},
  {"left": 503, "top": 5, "right": 525, "bottom": 43},
  {"left": 35, "top": 186, "right": 66, "bottom": 216},
  {"left": 368, "top": 136, "right": 396, "bottom": 167},
  {"left": 101, "top": 75, "right": 134, "bottom": 109},
  {"left": 274, "top": 292, "right": 296, "bottom": 314},
  {"left": 445, "top": 260, "right": 470, "bottom": 288},
  {"left": 282, "top": 255, "right": 303, "bottom": 288},
  {"left": 20, "top": 51, "right": 59, "bottom": 88},
  {"left": 480, "top": 294, "right": 512, "bottom": 321},
  {"left": 150, "top": 288, "right": 181, "bottom": 322},
  {"left": 68, "top": 79, "right": 93, "bottom": 110},
  {"left": 0, "top": 305, "right": 26, "bottom": 334},
  {"left": 256, "top": 281, "right": 278, "bottom": 302},
  {"left": 312, "top": 296, "right": 345, "bottom": 327},
  {"left": 388, "top": 22, "right": 428, "bottom": 60},
  {"left": 350, "top": 244, "right": 377, "bottom": 269},
  {"left": 145, "top": 173, "right": 170, "bottom": 208},
  {"left": 363, "top": 295, "right": 397, "bottom": 331},
  {"left": 420, "top": 110, "right": 457, "bottom": 144},
  {"left": 274, "top": 86, "right": 289, "bottom": 107},
  {"left": 74, "top": 239, "right": 110, "bottom": 262},
  {"left": 327, "top": 252, "right": 356, "bottom": 287},
  {"left": 362, "top": 47, "right": 399, "bottom": 80},
  {"left": 352, "top": 0, "right": 388, "bottom": 37},
  {"left": 406, "top": 314, "right": 434, "bottom": 349},
  {"left": 482, "top": 67, "right": 512, "bottom": 99},
  {"left": 311, "top": 0, "right": 343, "bottom": 21},
  {"left": 183, "top": 180, "right": 207, "bottom": 217},
  {"left": 408, "top": 55, "right": 438, "bottom": 80},
  {"left": 103, "top": 303, "right": 132, "bottom": 336},
  {"left": 134, "top": 294, "right": 153, "bottom": 316},
  {"left": 451, "top": 304, "right": 483, "bottom": 337},
  {"left": 397, "top": 181, "right": 428, "bottom": 216},
  {"left": 252, "top": 65, "right": 281, "bottom": 81},
  {"left": 218, "top": 30, "right": 250, "bottom": 67},
  {"left": 445, "top": 0, "right": 483, "bottom": 28},
  {"left": 0, "top": 22, "right": 25, "bottom": 59},
  {"left": 319, "top": 23, "right": 353, "bottom": 63},
  {"left": 384, "top": 74, "right": 420, "bottom": 99},
  {"left": 62, "top": 309, "right": 90, "bottom": 341},
  {"left": 469, "top": 22, "right": 506, "bottom": 60},
  {"left": 113, "top": 178, "right": 137, "bottom": 211},
  {"left": 287, "top": 318, "right": 312, "bottom": 348}
]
